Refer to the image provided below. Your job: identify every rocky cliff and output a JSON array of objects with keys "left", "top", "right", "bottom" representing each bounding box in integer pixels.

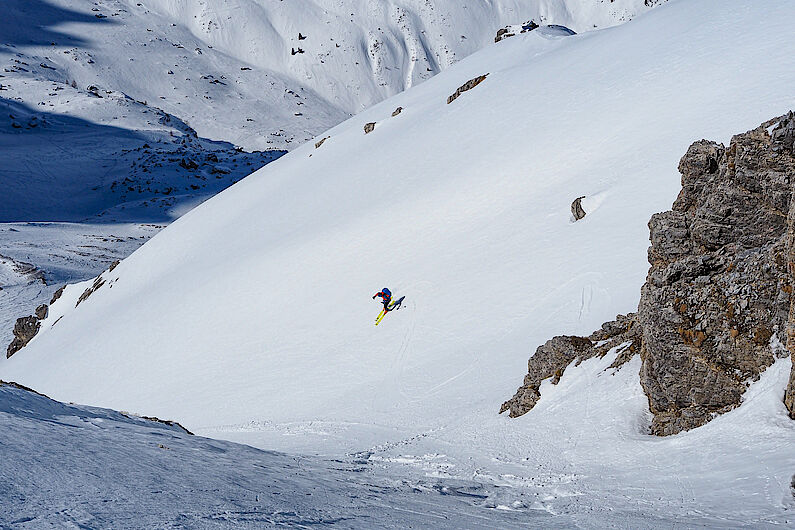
[{"left": 502, "top": 113, "right": 795, "bottom": 433}]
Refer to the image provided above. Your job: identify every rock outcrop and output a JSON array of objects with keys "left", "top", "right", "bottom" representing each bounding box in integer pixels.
[
  {"left": 494, "top": 21, "right": 538, "bottom": 43},
  {"left": 782, "top": 111, "right": 795, "bottom": 420},
  {"left": 500, "top": 314, "right": 640, "bottom": 417},
  {"left": 34, "top": 304, "right": 48, "bottom": 320},
  {"left": 6, "top": 260, "right": 122, "bottom": 358},
  {"left": 364, "top": 122, "right": 375, "bottom": 134},
  {"left": 49, "top": 286, "right": 65, "bottom": 305},
  {"left": 639, "top": 115, "right": 793, "bottom": 434},
  {"left": 502, "top": 114, "right": 795, "bottom": 433},
  {"left": 447, "top": 74, "right": 488, "bottom": 105},
  {"left": 76, "top": 276, "right": 106, "bottom": 307},
  {"left": 571, "top": 196, "right": 586, "bottom": 220},
  {"left": 7, "top": 316, "right": 40, "bottom": 358}
]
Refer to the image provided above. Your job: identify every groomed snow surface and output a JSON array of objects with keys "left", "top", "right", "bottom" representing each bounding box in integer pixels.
[{"left": 3, "top": 0, "right": 795, "bottom": 526}]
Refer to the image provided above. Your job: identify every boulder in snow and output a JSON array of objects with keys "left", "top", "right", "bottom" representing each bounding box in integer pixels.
[
  {"left": 447, "top": 74, "right": 488, "bottom": 104},
  {"left": 571, "top": 196, "right": 586, "bottom": 220},
  {"left": 7, "top": 316, "right": 40, "bottom": 359}
]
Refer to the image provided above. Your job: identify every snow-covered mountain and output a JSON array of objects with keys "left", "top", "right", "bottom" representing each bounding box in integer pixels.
[
  {"left": 4, "top": 0, "right": 795, "bottom": 524},
  {"left": 3, "top": 0, "right": 662, "bottom": 151}
]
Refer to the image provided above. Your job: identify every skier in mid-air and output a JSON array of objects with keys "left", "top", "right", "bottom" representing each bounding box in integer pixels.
[{"left": 372, "top": 287, "right": 404, "bottom": 325}]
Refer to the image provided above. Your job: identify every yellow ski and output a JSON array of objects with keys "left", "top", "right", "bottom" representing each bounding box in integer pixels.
[{"left": 374, "top": 296, "right": 404, "bottom": 326}]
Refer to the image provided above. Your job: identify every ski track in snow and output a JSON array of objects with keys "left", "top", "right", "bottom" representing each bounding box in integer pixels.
[
  {"left": 3, "top": 0, "right": 795, "bottom": 526},
  {"left": 1, "top": 384, "right": 542, "bottom": 529}
]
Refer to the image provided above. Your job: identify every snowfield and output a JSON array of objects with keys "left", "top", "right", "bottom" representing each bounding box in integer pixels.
[
  {"left": 0, "top": 0, "right": 660, "bottom": 346},
  {"left": 0, "top": 382, "right": 535, "bottom": 528},
  {"left": 3, "top": 0, "right": 661, "bottom": 151},
  {"left": 3, "top": 0, "right": 795, "bottom": 526}
]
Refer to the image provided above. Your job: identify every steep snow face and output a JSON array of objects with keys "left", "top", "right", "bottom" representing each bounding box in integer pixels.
[
  {"left": 4, "top": 0, "right": 795, "bottom": 522},
  {"left": 2, "top": 0, "right": 660, "bottom": 151}
]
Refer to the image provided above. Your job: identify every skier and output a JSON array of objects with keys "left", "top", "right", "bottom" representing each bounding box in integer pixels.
[
  {"left": 372, "top": 287, "right": 392, "bottom": 311},
  {"left": 373, "top": 288, "right": 404, "bottom": 325}
]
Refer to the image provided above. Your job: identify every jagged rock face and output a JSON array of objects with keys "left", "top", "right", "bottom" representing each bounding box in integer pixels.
[
  {"left": 782, "top": 112, "right": 795, "bottom": 420},
  {"left": 7, "top": 316, "right": 40, "bottom": 359},
  {"left": 500, "top": 314, "right": 641, "bottom": 417},
  {"left": 501, "top": 113, "right": 795, "bottom": 433},
  {"left": 639, "top": 116, "right": 794, "bottom": 435}
]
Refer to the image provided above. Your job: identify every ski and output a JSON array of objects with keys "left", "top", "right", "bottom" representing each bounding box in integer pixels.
[{"left": 374, "top": 296, "right": 404, "bottom": 326}]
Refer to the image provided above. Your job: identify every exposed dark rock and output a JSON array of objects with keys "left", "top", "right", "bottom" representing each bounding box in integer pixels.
[
  {"left": 315, "top": 136, "right": 329, "bottom": 148},
  {"left": 76, "top": 276, "right": 106, "bottom": 307},
  {"left": 500, "top": 314, "right": 641, "bottom": 417},
  {"left": 364, "top": 122, "right": 375, "bottom": 134},
  {"left": 571, "top": 196, "right": 586, "bottom": 220},
  {"left": 494, "top": 28, "right": 514, "bottom": 43},
  {"left": 495, "top": 21, "right": 538, "bottom": 43},
  {"left": 35, "top": 304, "right": 48, "bottom": 320},
  {"left": 640, "top": 116, "right": 793, "bottom": 435},
  {"left": 108, "top": 259, "right": 121, "bottom": 272},
  {"left": 179, "top": 158, "right": 198, "bottom": 170},
  {"left": 502, "top": 114, "right": 795, "bottom": 433},
  {"left": 50, "top": 285, "right": 65, "bottom": 305},
  {"left": 781, "top": 112, "right": 795, "bottom": 420},
  {"left": 7, "top": 316, "right": 40, "bottom": 358},
  {"left": 447, "top": 74, "right": 488, "bottom": 105},
  {"left": 392, "top": 107, "right": 403, "bottom": 117}
]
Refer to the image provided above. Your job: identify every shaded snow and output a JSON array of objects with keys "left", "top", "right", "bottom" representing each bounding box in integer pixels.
[{"left": 0, "top": 383, "right": 538, "bottom": 528}]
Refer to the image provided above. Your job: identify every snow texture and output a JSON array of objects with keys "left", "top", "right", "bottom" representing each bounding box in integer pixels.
[
  {"left": 0, "top": 382, "right": 536, "bottom": 528},
  {"left": 3, "top": 0, "right": 795, "bottom": 526}
]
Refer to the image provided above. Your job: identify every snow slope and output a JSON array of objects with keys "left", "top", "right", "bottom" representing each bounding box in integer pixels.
[
  {"left": 0, "top": 382, "right": 537, "bottom": 528},
  {"left": 2, "top": 0, "right": 661, "bottom": 151},
  {"left": 4, "top": 0, "right": 795, "bottom": 523},
  {"left": 0, "top": 0, "right": 663, "bottom": 331}
]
